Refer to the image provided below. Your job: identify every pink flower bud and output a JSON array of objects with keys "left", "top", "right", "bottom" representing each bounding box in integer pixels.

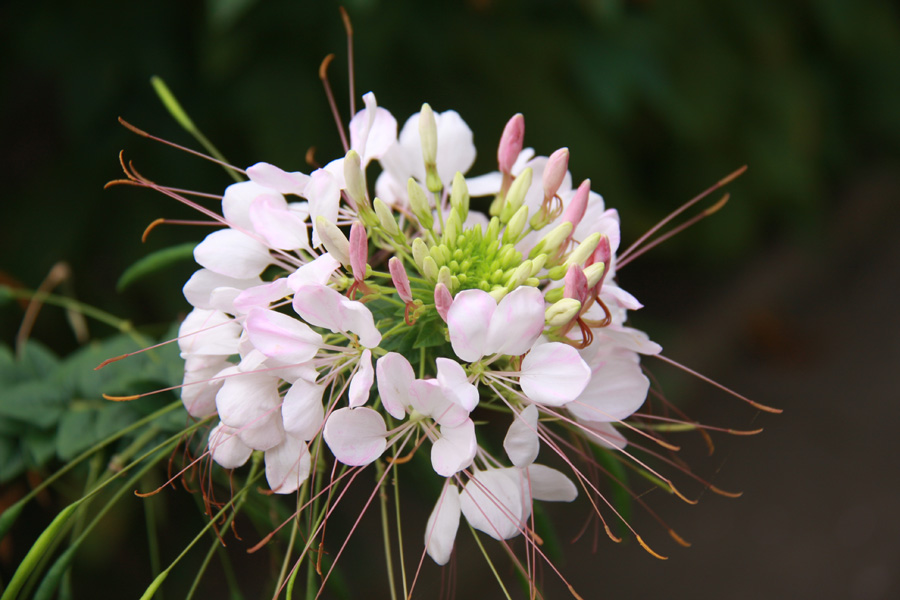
[
  {"left": 434, "top": 283, "right": 453, "bottom": 322},
  {"left": 560, "top": 179, "right": 590, "bottom": 229},
  {"left": 542, "top": 148, "right": 569, "bottom": 201},
  {"left": 349, "top": 221, "right": 368, "bottom": 281},
  {"left": 389, "top": 257, "right": 413, "bottom": 303},
  {"left": 497, "top": 113, "right": 524, "bottom": 174},
  {"left": 587, "top": 235, "right": 611, "bottom": 291},
  {"left": 563, "top": 264, "right": 589, "bottom": 304}
]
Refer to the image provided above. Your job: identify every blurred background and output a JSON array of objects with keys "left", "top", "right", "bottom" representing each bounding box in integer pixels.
[{"left": 1, "top": 0, "right": 898, "bottom": 598}]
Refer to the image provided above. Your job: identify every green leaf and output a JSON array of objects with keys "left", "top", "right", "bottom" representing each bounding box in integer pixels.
[
  {"left": 22, "top": 429, "right": 57, "bottom": 468},
  {"left": 116, "top": 242, "right": 196, "bottom": 292},
  {"left": 412, "top": 318, "right": 448, "bottom": 349},
  {"left": 55, "top": 408, "right": 97, "bottom": 461},
  {"left": 94, "top": 403, "right": 139, "bottom": 440},
  {"left": 0, "top": 436, "right": 24, "bottom": 483},
  {"left": 0, "top": 380, "right": 70, "bottom": 428},
  {"left": 17, "top": 341, "right": 60, "bottom": 381}
]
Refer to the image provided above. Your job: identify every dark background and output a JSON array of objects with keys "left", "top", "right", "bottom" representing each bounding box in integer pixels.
[{"left": 2, "top": 0, "right": 899, "bottom": 598}]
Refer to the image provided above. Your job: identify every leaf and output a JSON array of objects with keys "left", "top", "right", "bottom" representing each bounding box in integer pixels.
[
  {"left": 0, "top": 380, "right": 70, "bottom": 428},
  {"left": 94, "top": 403, "right": 139, "bottom": 441},
  {"left": 22, "top": 429, "right": 57, "bottom": 469},
  {"left": 116, "top": 242, "right": 196, "bottom": 292},
  {"left": 17, "top": 341, "right": 60, "bottom": 381},
  {"left": 55, "top": 409, "right": 97, "bottom": 461},
  {"left": 0, "top": 436, "right": 24, "bottom": 483},
  {"left": 412, "top": 318, "right": 448, "bottom": 349},
  {"left": 594, "top": 446, "right": 632, "bottom": 536}
]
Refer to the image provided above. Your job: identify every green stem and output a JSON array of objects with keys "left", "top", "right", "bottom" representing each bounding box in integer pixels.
[
  {"left": 376, "top": 460, "right": 398, "bottom": 600},
  {"left": 469, "top": 524, "right": 512, "bottom": 600}
]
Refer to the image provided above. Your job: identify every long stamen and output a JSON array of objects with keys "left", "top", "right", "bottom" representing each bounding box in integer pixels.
[
  {"left": 339, "top": 7, "right": 356, "bottom": 117},
  {"left": 319, "top": 54, "right": 350, "bottom": 152}
]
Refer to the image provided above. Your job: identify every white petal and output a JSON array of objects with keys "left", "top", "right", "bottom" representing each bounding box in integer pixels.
[
  {"left": 339, "top": 299, "right": 383, "bottom": 348},
  {"left": 460, "top": 468, "right": 526, "bottom": 541},
  {"left": 503, "top": 405, "right": 539, "bottom": 468},
  {"left": 178, "top": 309, "right": 241, "bottom": 356},
  {"left": 375, "top": 352, "right": 414, "bottom": 419},
  {"left": 215, "top": 371, "right": 284, "bottom": 451},
  {"left": 486, "top": 286, "right": 545, "bottom": 356},
  {"left": 349, "top": 92, "right": 397, "bottom": 164},
  {"left": 246, "top": 162, "right": 310, "bottom": 196},
  {"left": 181, "top": 355, "right": 228, "bottom": 418},
  {"left": 447, "top": 289, "right": 495, "bottom": 362},
  {"left": 194, "top": 229, "right": 271, "bottom": 279},
  {"left": 232, "top": 279, "right": 290, "bottom": 313},
  {"left": 208, "top": 423, "right": 252, "bottom": 469},
  {"left": 222, "top": 181, "right": 272, "bottom": 229},
  {"left": 348, "top": 349, "right": 374, "bottom": 407},
  {"left": 306, "top": 169, "right": 341, "bottom": 247},
  {"left": 579, "top": 419, "right": 628, "bottom": 450},
  {"left": 567, "top": 354, "right": 649, "bottom": 422},
  {"left": 244, "top": 308, "right": 322, "bottom": 364},
  {"left": 435, "top": 110, "right": 476, "bottom": 186},
  {"left": 183, "top": 269, "right": 260, "bottom": 311},
  {"left": 282, "top": 378, "right": 326, "bottom": 440},
  {"left": 249, "top": 193, "right": 310, "bottom": 251},
  {"left": 292, "top": 284, "right": 349, "bottom": 333},
  {"left": 435, "top": 357, "right": 478, "bottom": 411},
  {"left": 408, "top": 380, "right": 469, "bottom": 428},
  {"left": 431, "top": 419, "right": 477, "bottom": 477},
  {"left": 519, "top": 342, "right": 591, "bottom": 406},
  {"left": 286, "top": 253, "right": 341, "bottom": 290},
  {"left": 525, "top": 464, "right": 578, "bottom": 502},
  {"left": 265, "top": 435, "right": 311, "bottom": 494},
  {"left": 323, "top": 407, "right": 387, "bottom": 466},
  {"left": 425, "top": 485, "right": 461, "bottom": 565}
]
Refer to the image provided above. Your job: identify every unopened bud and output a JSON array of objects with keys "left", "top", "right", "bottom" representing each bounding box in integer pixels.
[
  {"left": 583, "top": 262, "right": 606, "bottom": 289},
  {"left": 497, "top": 113, "right": 525, "bottom": 174},
  {"left": 407, "top": 178, "right": 434, "bottom": 230},
  {"left": 546, "top": 298, "right": 582, "bottom": 327},
  {"left": 543, "top": 148, "right": 569, "bottom": 201},
  {"left": 500, "top": 167, "right": 532, "bottom": 223},
  {"left": 488, "top": 287, "right": 508, "bottom": 302},
  {"left": 560, "top": 179, "right": 590, "bottom": 228},
  {"left": 544, "top": 286, "right": 564, "bottom": 304},
  {"left": 373, "top": 197, "right": 400, "bottom": 237},
  {"left": 344, "top": 150, "right": 368, "bottom": 210},
  {"left": 422, "top": 256, "right": 438, "bottom": 282},
  {"left": 315, "top": 216, "right": 351, "bottom": 267},
  {"left": 529, "top": 222, "right": 573, "bottom": 260},
  {"left": 530, "top": 254, "right": 547, "bottom": 276},
  {"left": 434, "top": 283, "right": 452, "bottom": 322},
  {"left": 566, "top": 232, "right": 602, "bottom": 268},
  {"left": 389, "top": 257, "right": 412, "bottom": 303},
  {"left": 505, "top": 260, "right": 533, "bottom": 289},
  {"left": 419, "top": 104, "right": 441, "bottom": 192},
  {"left": 437, "top": 265, "right": 453, "bottom": 290},
  {"left": 450, "top": 172, "right": 470, "bottom": 221},
  {"left": 349, "top": 221, "right": 368, "bottom": 281},
  {"left": 502, "top": 205, "right": 529, "bottom": 245},
  {"left": 485, "top": 217, "right": 501, "bottom": 243},
  {"left": 442, "top": 209, "right": 462, "bottom": 248},
  {"left": 563, "top": 264, "right": 588, "bottom": 303},
  {"left": 412, "top": 238, "right": 429, "bottom": 270},
  {"left": 429, "top": 244, "right": 446, "bottom": 268}
]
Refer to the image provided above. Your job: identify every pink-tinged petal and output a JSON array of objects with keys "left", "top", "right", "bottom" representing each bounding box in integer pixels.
[
  {"left": 306, "top": 169, "right": 341, "bottom": 247},
  {"left": 497, "top": 114, "right": 525, "bottom": 174},
  {"left": 525, "top": 464, "right": 578, "bottom": 502},
  {"left": 503, "top": 404, "right": 539, "bottom": 468},
  {"left": 486, "top": 286, "right": 545, "bottom": 356},
  {"left": 215, "top": 371, "right": 284, "bottom": 451},
  {"left": 460, "top": 468, "right": 526, "bottom": 541},
  {"left": 447, "top": 289, "right": 495, "bottom": 362},
  {"left": 232, "top": 279, "right": 290, "bottom": 313},
  {"left": 388, "top": 257, "right": 412, "bottom": 303},
  {"left": 246, "top": 162, "right": 310, "bottom": 197},
  {"left": 208, "top": 423, "right": 252, "bottom": 469},
  {"left": 543, "top": 148, "right": 570, "bottom": 200},
  {"left": 348, "top": 349, "right": 374, "bottom": 407},
  {"left": 349, "top": 93, "right": 397, "bottom": 164},
  {"left": 465, "top": 171, "right": 503, "bottom": 197},
  {"left": 339, "top": 299, "right": 383, "bottom": 348},
  {"left": 178, "top": 309, "right": 241, "bottom": 356},
  {"left": 222, "top": 181, "right": 272, "bottom": 229},
  {"left": 601, "top": 284, "right": 643, "bottom": 311},
  {"left": 375, "top": 352, "right": 414, "bottom": 419},
  {"left": 600, "top": 326, "right": 662, "bottom": 355},
  {"left": 244, "top": 308, "right": 322, "bottom": 364},
  {"left": 579, "top": 419, "right": 627, "bottom": 450},
  {"left": 519, "top": 342, "right": 591, "bottom": 406},
  {"left": 194, "top": 229, "right": 271, "bottom": 279},
  {"left": 249, "top": 194, "right": 310, "bottom": 251},
  {"left": 433, "top": 283, "right": 452, "bottom": 322},
  {"left": 563, "top": 264, "right": 589, "bottom": 304},
  {"left": 408, "top": 380, "right": 469, "bottom": 428},
  {"left": 282, "top": 378, "right": 326, "bottom": 440},
  {"left": 265, "top": 435, "right": 312, "bottom": 494},
  {"left": 286, "top": 253, "right": 341, "bottom": 291},
  {"left": 323, "top": 407, "right": 387, "bottom": 466},
  {"left": 567, "top": 354, "right": 649, "bottom": 422},
  {"left": 292, "top": 284, "right": 348, "bottom": 332},
  {"left": 425, "top": 484, "right": 461, "bottom": 565},
  {"left": 431, "top": 419, "right": 477, "bottom": 477},
  {"left": 435, "top": 357, "right": 478, "bottom": 411},
  {"left": 560, "top": 179, "right": 590, "bottom": 229},
  {"left": 183, "top": 269, "right": 261, "bottom": 311}
]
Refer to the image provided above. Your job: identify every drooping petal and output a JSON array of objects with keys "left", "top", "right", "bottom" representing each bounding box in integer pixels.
[
  {"left": 232, "top": 279, "right": 290, "bottom": 313},
  {"left": 460, "top": 468, "right": 526, "bottom": 541},
  {"left": 181, "top": 355, "right": 228, "bottom": 418},
  {"left": 519, "top": 342, "right": 591, "bottom": 406},
  {"left": 214, "top": 371, "right": 284, "bottom": 451},
  {"left": 286, "top": 253, "right": 341, "bottom": 291},
  {"left": 567, "top": 354, "right": 650, "bottom": 422},
  {"left": 178, "top": 309, "right": 241, "bottom": 357},
  {"left": 348, "top": 349, "right": 374, "bottom": 407},
  {"left": 486, "top": 286, "right": 545, "bottom": 356},
  {"left": 447, "top": 289, "right": 495, "bottom": 362},
  {"left": 339, "top": 299, "right": 383, "bottom": 348},
  {"left": 503, "top": 404, "right": 539, "bottom": 468},
  {"left": 282, "top": 378, "right": 326, "bottom": 440},
  {"left": 435, "top": 357, "right": 478, "bottom": 412},
  {"left": 424, "top": 484, "right": 461, "bottom": 566},
  {"left": 525, "top": 464, "right": 578, "bottom": 502},
  {"left": 208, "top": 423, "right": 252, "bottom": 469},
  {"left": 579, "top": 419, "right": 628, "bottom": 450},
  {"left": 375, "top": 352, "right": 414, "bottom": 419},
  {"left": 323, "top": 407, "right": 387, "bottom": 466},
  {"left": 182, "top": 269, "right": 261, "bottom": 311},
  {"left": 222, "top": 181, "right": 273, "bottom": 229},
  {"left": 265, "top": 435, "right": 312, "bottom": 494},
  {"left": 244, "top": 308, "right": 322, "bottom": 365},
  {"left": 431, "top": 419, "right": 477, "bottom": 477},
  {"left": 194, "top": 229, "right": 271, "bottom": 279}
]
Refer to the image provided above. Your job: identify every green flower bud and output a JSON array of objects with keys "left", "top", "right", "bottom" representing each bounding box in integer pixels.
[
  {"left": 442, "top": 209, "right": 462, "bottom": 248},
  {"left": 315, "top": 216, "right": 351, "bottom": 266},
  {"left": 545, "top": 287, "right": 565, "bottom": 303},
  {"left": 530, "top": 253, "right": 547, "bottom": 276},
  {"left": 437, "top": 265, "right": 453, "bottom": 290},
  {"left": 502, "top": 205, "right": 529, "bottom": 245},
  {"left": 488, "top": 287, "right": 508, "bottom": 302},
  {"left": 429, "top": 244, "right": 446, "bottom": 267},
  {"left": 373, "top": 197, "right": 400, "bottom": 237},
  {"left": 343, "top": 150, "right": 369, "bottom": 210},
  {"left": 546, "top": 298, "right": 582, "bottom": 327},
  {"left": 584, "top": 262, "right": 606, "bottom": 288},
  {"left": 412, "top": 237, "right": 429, "bottom": 270},
  {"left": 450, "top": 172, "right": 470, "bottom": 221},
  {"left": 565, "top": 232, "right": 602, "bottom": 268},
  {"left": 505, "top": 260, "right": 533, "bottom": 289},
  {"left": 407, "top": 178, "right": 434, "bottom": 230},
  {"left": 529, "top": 222, "right": 573, "bottom": 261},
  {"left": 422, "top": 256, "right": 439, "bottom": 281},
  {"left": 499, "top": 167, "right": 532, "bottom": 224}
]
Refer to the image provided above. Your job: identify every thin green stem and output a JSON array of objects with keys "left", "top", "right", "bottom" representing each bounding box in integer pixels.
[
  {"left": 376, "top": 460, "right": 398, "bottom": 600},
  {"left": 392, "top": 466, "right": 409, "bottom": 596},
  {"left": 469, "top": 525, "right": 513, "bottom": 600}
]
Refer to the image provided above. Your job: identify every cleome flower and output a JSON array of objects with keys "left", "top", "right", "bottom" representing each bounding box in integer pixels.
[{"left": 107, "top": 57, "right": 777, "bottom": 597}]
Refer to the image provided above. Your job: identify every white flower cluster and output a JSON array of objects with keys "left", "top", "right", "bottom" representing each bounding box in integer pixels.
[{"left": 175, "top": 93, "right": 661, "bottom": 563}]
